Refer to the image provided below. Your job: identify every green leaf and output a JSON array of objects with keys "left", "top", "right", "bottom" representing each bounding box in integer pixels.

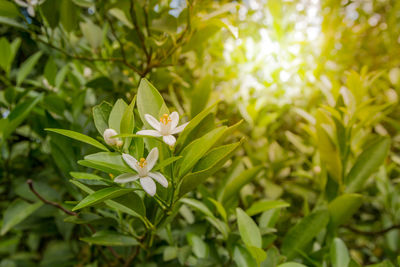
[
  {"left": 108, "top": 8, "right": 133, "bottom": 29},
  {"left": 220, "top": 166, "right": 263, "bottom": 203},
  {"left": 187, "top": 233, "right": 209, "bottom": 258},
  {"left": 108, "top": 99, "right": 128, "bottom": 133},
  {"left": 120, "top": 96, "right": 135, "bottom": 150},
  {"left": 177, "top": 126, "right": 228, "bottom": 178},
  {"left": 281, "top": 209, "right": 330, "bottom": 259},
  {"left": 137, "top": 78, "right": 168, "bottom": 128},
  {"left": 208, "top": 198, "right": 227, "bottom": 222},
  {"left": 152, "top": 156, "right": 182, "bottom": 171},
  {"left": 345, "top": 137, "right": 390, "bottom": 193},
  {"left": 246, "top": 200, "right": 290, "bottom": 216},
  {"left": 179, "top": 140, "right": 242, "bottom": 197},
  {"left": 0, "top": 94, "right": 43, "bottom": 143},
  {"left": 277, "top": 263, "right": 308, "bottom": 267},
  {"left": 190, "top": 75, "right": 212, "bottom": 118},
  {"left": 93, "top": 101, "right": 112, "bottom": 136},
  {"left": 1, "top": 199, "right": 43, "bottom": 235},
  {"left": 233, "top": 245, "right": 257, "bottom": 267},
  {"left": 176, "top": 101, "right": 219, "bottom": 150},
  {"left": 70, "top": 180, "right": 146, "bottom": 221},
  {"left": 0, "top": 0, "right": 20, "bottom": 18},
  {"left": 0, "top": 38, "right": 19, "bottom": 75},
  {"left": 80, "top": 230, "right": 138, "bottom": 246},
  {"left": 72, "top": 187, "right": 136, "bottom": 211},
  {"left": 80, "top": 20, "right": 103, "bottom": 49},
  {"left": 180, "top": 198, "right": 214, "bottom": 218},
  {"left": 331, "top": 238, "right": 350, "bottom": 267},
  {"left": 60, "top": 0, "right": 78, "bottom": 32},
  {"left": 69, "top": 172, "right": 114, "bottom": 185},
  {"left": 236, "top": 208, "right": 262, "bottom": 248},
  {"left": 16, "top": 51, "right": 42, "bottom": 86},
  {"left": 82, "top": 152, "right": 132, "bottom": 174},
  {"left": 45, "top": 128, "right": 109, "bottom": 151},
  {"left": 328, "top": 193, "right": 363, "bottom": 229}
]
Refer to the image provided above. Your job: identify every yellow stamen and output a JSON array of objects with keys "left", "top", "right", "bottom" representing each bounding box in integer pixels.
[
  {"left": 159, "top": 114, "right": 172, "bottom": 125},
  {"left": 138, "top": 158, "right": 147, "bottom": 168},
  {"left": 109, "top": 173, "right": 114, "bottom": 179}
]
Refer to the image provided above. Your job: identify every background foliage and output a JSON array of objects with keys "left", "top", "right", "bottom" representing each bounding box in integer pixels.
[{"left": 1, "top": 0, "right": 400, "bottom": 266}]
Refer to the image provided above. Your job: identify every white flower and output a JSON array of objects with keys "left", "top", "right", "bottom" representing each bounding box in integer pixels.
[
  {"left": 114, "top": 147, "right": 168, "bottom": 196},
  {"left": 137, "top": 112, "right": 189, "bottom": 146},
  {"left": 14, "top": 0, "right": 44, "bottom": 17},
  {"left": 103, "top": 128, "right": 123, "bottom": 147}
]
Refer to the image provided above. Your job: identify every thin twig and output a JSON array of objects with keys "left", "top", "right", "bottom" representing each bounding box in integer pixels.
[
  {"left": 124, "top": 246, "right": 140, "bottom": 267},
  {"left": 344, "top": 224, "right": 400, "bottom": 236},
  {"left": 27, "top": 179, "right": 77, "bottom": 216}
]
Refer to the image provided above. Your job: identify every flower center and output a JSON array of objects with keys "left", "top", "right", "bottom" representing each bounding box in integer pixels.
[
  {"left": 138, "top": 158, "right": 147, "bottom": 168},
  {"left": 160, "top": 114, "right": 171, "bottom": 125}
]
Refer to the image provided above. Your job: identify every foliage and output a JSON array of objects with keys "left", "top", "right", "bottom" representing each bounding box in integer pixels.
[{"left": 1, "top": 0, "right": 400, "bottom": 266}]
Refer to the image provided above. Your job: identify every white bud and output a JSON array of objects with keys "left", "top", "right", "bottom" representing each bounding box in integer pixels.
[{"left": 103, "top": 128, "right": 119, "bottom": 146}]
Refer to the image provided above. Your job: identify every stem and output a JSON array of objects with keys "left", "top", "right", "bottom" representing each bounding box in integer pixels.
[
  {"left": 344, "top": 224, "right": 400, "bottom": 236},
  {"left": 27, "top": 179, "right": 77, "bottom": 216}
]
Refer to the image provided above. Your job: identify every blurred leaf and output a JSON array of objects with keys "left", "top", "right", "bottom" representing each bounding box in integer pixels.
[
  {"left": 41, "top": 0, "right": 61, "bottom": 28},
  {"left": 16, "top": 51, "right": 42, "bottom": 86},
  {"left": 187, "top": 233, "right": 209, "bottom": 258},
  {"left": 60, "top": 0, "right": 78, "bottom": 32},
  {"left": 233, "top": 245, "right": 257, "bottom": 267},
  {"left": 108, "top": 8, "right": 133, "bottom": 29},
  {"left": 80, "top": 230, "right": 138, "bottom": 246},
  {"left": 328, "top": 193, "right": 363, "bottom": 229},
  {"left": 46, "top": 128, "right": 109, "bottom": 151},
  {"left": 1, "top": 199, "right": 43, "bottom": 235},
  {"left": 220, "top": 166, "right": 263, "bottom": 203},
  {"left": 246, "top": 200, "right": 290, "bottom": 216},
  {"left": 281, "top": 209, "right": 330, "bottom": 259},
  {"left": 331, "top": 238, "right": 350, "bottom": 267},
  {"left": 0, "top": 0, "right": 20, "bottom": 17},
  {"left": 236, "top": 208, "right": 262, "bottom": 248},
  {"left": 277, "top": 263, "right": 308, "bottom": 267},
  {"left": 80, "top": 20, "right": 103, "bottom": 49},
  {"left": 345, "top": 137, "right": 390, "bottom": 193}
]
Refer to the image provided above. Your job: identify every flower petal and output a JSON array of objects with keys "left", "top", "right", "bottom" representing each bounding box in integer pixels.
[
  {"left": 169, "top": 111, "right": 179, "bottom": 130},
  {"left": 122, "top": 153, "right": 138, "bottom": 172},
  {"left": 149, "top": 172, "right": 168, "bottom": 188},
  {"left": 163, "top": 135, "right": 176, "bottom": 146},
  {"left": 14, "top": 0, "right": 28, "bottom": 7},
  {"left": 114, "top": 173, "right": 139, "bottom": 183},
  {"left": 140, "top": 177, "right": 156, "bottom": 196},
  {"left": 136, "top": 129, "right": 162, "bottom": 137},
  {"left": 171, "top": 122, "right": 189, "bottom": 134},
  {"left": 27, "top": 5, "right": 35, "bottom": 16},
  {"left": 146, "top": 147, "right": 158, "bottom": 171},
  {"left": 144, "top": 114, "right": 161, "bottom": 131}
]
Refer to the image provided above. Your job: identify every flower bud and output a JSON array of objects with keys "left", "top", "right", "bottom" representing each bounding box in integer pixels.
[{"left": 103, "top": 128, "right": 120, "bottom": 146}]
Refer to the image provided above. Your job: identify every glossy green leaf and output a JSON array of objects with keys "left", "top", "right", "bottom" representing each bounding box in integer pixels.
[
  {"left": 80, "top": 230, "right": 138, "bottom": 246},
  {"left": 152, "top": 156, "right": 182, "bottom": 171},
  {"left": 69, "top": 172, "right": 114, "bottom": 185},
  {"left": 328, "top": 193, "right": 363, "bottom": 229},
  {"left": 1, "top": 199, "right": 43, "bottom": 235},
  {"left": 345, "top": 137, "right": 390, "bottom": 193},
  {"left": 176, "top": 101, "right": 219, "bottom": 150},
  {"left": 180, "top": 198, "right": 214, "bottom": 218},
  {"left": 83, "top": 152, "right": 132, "bottom": 174},
  {"left": 331, "top": 238, "right": 350, "bottom": 267},
  {"left": 236, "top": 208, "right": 262, "bottom": 248},
  {"left": 179, "top": 140, "right": 242, "bottom": 197},
  {"left": 246, "top": 200, "right": 290, "bottom": 216},
  {"left": 108, "top": 99, "right": 127, "bottom": 133},
  {"left": 46, "top": 128, "right": 109, "bottom": 151},
  {"left": 137, "top": 78, "right": 168, "bottom": 128},
  {"left": 70, "top": 180, "right": 146, "bottom": 220},
  {"left": 120, "top": 96, "right": 135, "bottom": 149},
  {"left": 72, "top": 187, "right": 136, "bottom": 211},
  {"left": 177, "top": 126, "right": 228, "bottom": 178},
  {"left": 220, "top": 166, "right": 263, "bottom": 203},
  {"left": 16, "top": 51, "right": 42, "bottom": 86},
  {"left": 191, "top": 75, "right": 212, "bottom": 118},
  {"left": 281, "top": 209, "right": 330, "bottom": 259},
  {"left": 93, "top": 101, "right": 112, "bottom": 136},
  {"left": 233, "top": 245, "right": 257, "bottom": 267}
]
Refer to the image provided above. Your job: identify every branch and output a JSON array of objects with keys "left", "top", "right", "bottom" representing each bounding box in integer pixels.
[
  {"left": 27, "top": 179, "right": 77, "bottom": 216},
  {"left": 123, "top": 246, "right": 140, "bottom": 267},
  {"left": 344, "top": 224, "right": 400, "bottom": 236}
]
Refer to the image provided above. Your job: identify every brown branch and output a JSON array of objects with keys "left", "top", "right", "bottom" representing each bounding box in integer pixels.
[
  {"left": 27, "top": 179, "right": 122, "bottom": 262},
  {"left": 124, "top": 246, "right": 140, "bottom": 267},
  {"left": 344, "top": 224, "right": 400, "bottom": 236},
  {"left": 27, "top": 179, "right": 77, "bottom": 216}
]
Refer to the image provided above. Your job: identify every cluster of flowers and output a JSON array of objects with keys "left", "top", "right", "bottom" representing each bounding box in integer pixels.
[{"left": 103, "top": 112, "right": 188, "bottom": 197}]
